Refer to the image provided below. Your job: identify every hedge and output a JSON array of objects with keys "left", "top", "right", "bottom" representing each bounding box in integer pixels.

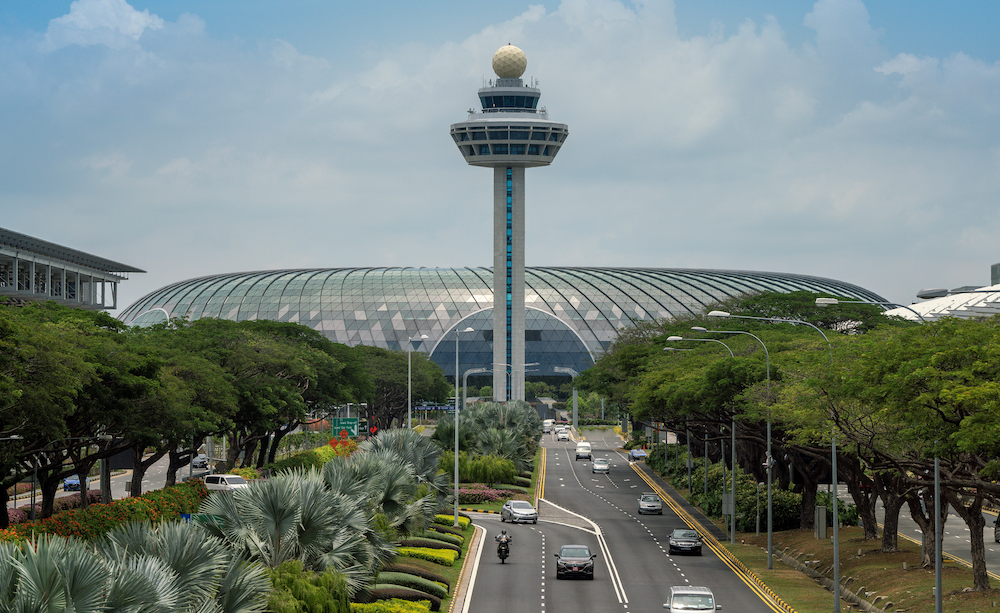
[
  {"left": 378, "top": 564, "right": 449, "bottom": 591},
  {"left": 427, "top": 524, "right": 463, "bottom": 539},
  {"left": 376, "top": 573, "right": 447, "bottom": 600},
  {"left": 420, "top": 531, "right": 463, "bottom": 547},
  {"left": 367, "top": 587, "right": 441, "bottom": 612},
  {"left": 263, "top": 441, "right": 355, "bottom": 474},
  {"left": 268, "top": 559, "right": 350, "bottom": 613},
  {"left": 350, "top": 599, "right": 431, "bottom": 613},
  {"left": 0, "top": 479, "right": 209, "bottom": 542},
  {"left": 397, "top": 538, "right": 460, "bottom": 559},
  {"left": 396, "top": 547, "right": 458, "bottom": 567},
  {"left": 433, "top": 514, "right": 470, "bottom": 530}
]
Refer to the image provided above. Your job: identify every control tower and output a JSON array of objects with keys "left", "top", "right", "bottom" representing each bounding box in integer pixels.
[{"left": 450, "top": 45, "right": 569, "bottom": 401}]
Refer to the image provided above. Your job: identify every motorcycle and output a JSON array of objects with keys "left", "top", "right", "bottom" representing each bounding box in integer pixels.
[{"left": 496, "top": 538, "right": 510, "bottom": 563}]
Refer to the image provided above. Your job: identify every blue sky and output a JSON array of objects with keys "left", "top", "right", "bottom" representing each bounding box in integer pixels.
[{"left": 2, "top": 0, "right": 999, "bottom": 311}]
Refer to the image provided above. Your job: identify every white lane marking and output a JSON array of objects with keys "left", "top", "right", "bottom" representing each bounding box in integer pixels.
[{"left": 460, "top": 525, "right": 487, "bottom": 613}]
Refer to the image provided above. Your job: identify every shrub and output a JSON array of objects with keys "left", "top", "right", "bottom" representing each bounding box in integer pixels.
[
  {"left": 513, "top": 476, "right": 532, "bottom": 488},
  {"left": 378, "top": 564, "right": 449, "bottom": 591},
  {"left": 396, "top": 547, "right": 458, "bottom": 566},
  {"left": 268, "top": 559, "right": 350, "bottom": 613},
  {"left": 350, "top": 599, "right": 431, "bottom": 613},
  {"left": 420, "top": 531, "right": 463, "bottom": 547},
  {"left": 455, "top": 484, "right": 528, "bottom": 505},
  {"left": 397, "top": 538, "right": 460, "bottom": 559},
  {"left": 376, "top": 573, "right": 447, "bottom": 599},
  {"left": 366, "top": 587, "right": 440, "bottom": 612},
  {"left": 229, "top": 467, "right": 261, "bottom": 480},
  {"left": 426, "top": 524, "right": 463, "bottom": 539},
  {"left": 433, "top": 514, "right": 470, "bottom": 530},
  {"left": 465, "top": 455, "right": 516, "bottom": 487}
]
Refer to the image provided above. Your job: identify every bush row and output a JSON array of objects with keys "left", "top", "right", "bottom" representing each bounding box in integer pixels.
[
  {"left": 262, "top": 442, "right": 353, "bottom": 475},
  {"left": 268, "top": 560, "right": 351, "bottom": 613},
  {"left": 396, "top": 547, "right": 458, "bottom": 567},
  {"left": 426, "top": 524, "right": 463, "bottom": 539},
  {"left": 397, "top": 538, "right": 460, "bottom": 559},
  {"left": 0, "top": 479, "right": 209, "bottom": 542},
  {"left": 455, "top": 484, "right": 528, "bottom": 505},
  {"left": 376, "top": 572, "right": 447, "bottom": 600},
  {"left": 364, "top": 587, "right": 440, "bottom": 612},
  {"left": 433, "top": 514, "right": 470, "bottom": 530},
  {"left": 350, "top": 599, "right": 431, "bottom": 613},
  {"left": 420, "top": 530, "right": 463, "bottom": 547},
  {"left": 7, "top": 490, "right": 104, "bottom": 525},
  {"left": 378, "top": 564, "right": 450, "bottom": 591}
]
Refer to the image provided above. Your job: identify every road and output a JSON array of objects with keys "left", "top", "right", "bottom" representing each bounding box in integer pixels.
[{"left": 466, "top": 428, "right": 783, "bottom": 613}]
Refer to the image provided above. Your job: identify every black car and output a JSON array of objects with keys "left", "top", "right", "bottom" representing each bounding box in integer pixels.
[
  {"left": 554, "top": 544, "right": 596, "bottom": 579},
  {"left": 668, "top": 529, "right": 703, "bottom": 555}
]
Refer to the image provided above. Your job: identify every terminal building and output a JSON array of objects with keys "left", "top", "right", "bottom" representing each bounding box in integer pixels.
[
  {"left": 117, "top": 266, "right": 886, "bottom": 386},
  {"left": 0, "top": 227, "right": 143, "bottom": 310}
]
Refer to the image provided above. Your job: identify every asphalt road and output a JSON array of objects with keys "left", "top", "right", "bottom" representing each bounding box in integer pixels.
[{"left": 466, "top": 428, "right": 782, "bottom": 613}]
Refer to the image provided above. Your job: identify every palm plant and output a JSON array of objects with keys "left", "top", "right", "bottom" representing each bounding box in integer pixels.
[{"left": 359, "top": 428, "right": 449, "bottom": 497}]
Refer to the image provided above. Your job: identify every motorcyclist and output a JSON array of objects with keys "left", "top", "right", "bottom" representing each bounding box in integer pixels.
[{"left": 495, "top": 529, "right": 512, "bottom": 545}]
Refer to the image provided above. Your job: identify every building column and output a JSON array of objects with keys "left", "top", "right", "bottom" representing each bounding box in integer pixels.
[{"left": 493, "top": 166, "right": 526, "bottom": 401}]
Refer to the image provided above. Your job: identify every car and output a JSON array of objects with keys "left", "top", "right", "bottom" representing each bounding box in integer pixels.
[
  {"left": 557, "top": 430, "right": 569, "bottom": 441},
  {"left": 500, "top": 499, "right": 538, "bottom": 524},
  {"left": 191, "top": 454, "right": 209, "bottom": 468},
  {"left": 592, "top": 458, "right": 610, "bottom": 474},
  {"left": 575, "top": 442, "right": 592, "bottom": 460},
  {"left": 638, "top": 492, "right": 663, "bottom": 514},
  {"left": 629, "top": 448, "right": 648, "bottom": 461},
  {"left": 204, "top": 474, "right": 249, "bottom": 492},
  {"left": 63, "top": 476, "right": 89, "bottom": 491},
  {"left": 663, "top": 585, "right": 720, "bottom": 610},
  {"left": 554, "top": 544, "right": 595, "bottom": 579},
  {"left": 668, "top": 528, "right": 703, "bottom": 555}
]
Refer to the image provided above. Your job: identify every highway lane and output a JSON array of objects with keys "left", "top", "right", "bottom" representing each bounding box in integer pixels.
[{"left": 465, "top": 428, "right": 783, "bottom": 612}]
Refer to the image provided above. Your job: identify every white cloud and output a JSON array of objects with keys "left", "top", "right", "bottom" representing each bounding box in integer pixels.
[{"left": 42, "top": 0, "right": 164, "bottom": 52}]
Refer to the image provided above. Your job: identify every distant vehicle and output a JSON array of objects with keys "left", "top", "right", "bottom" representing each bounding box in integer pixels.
[
  {"left": 663, "top": 585, "right": 720, "bottom": 610},
  {"left": 63, "top": 476, "right": 89, "bottom": 491},
  {"left": 543, "top": 419, "right": 554, "bottom": 434},
  {"left": 554, "top": 544, "right": 596, "bottom": 579},
  {"left": 592, "top": 458, "right": 610, "bottom": 474},
  {"left": 204, "top": 474, "right": 249, "bottom": 492},
  {"left": 668, "top": 529, "right": 703, "bottom": 555},
  {"left": 629, "top": 448, "right": 648, "bottom": 461},
  {"left": 575, "top": 442, "right": 592, "bottom": 460},
  {"left": 557, "top": 430, "right": 569, "bottom": 441},
  {"left": 638, "top": 492, "right": 663, "bottom": 515},
  {"left": 500, "top": 499, "right": 538, "bottom": 524},
  {"left": 191, "top": 454, "right": 209, "bottom": 468}
]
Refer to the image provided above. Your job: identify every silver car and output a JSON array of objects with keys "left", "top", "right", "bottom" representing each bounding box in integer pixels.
[
  {"left": 638, "top": 492, "right": 662, "bottom": 514},
  {"left": 592, "top": 458, "right": 610, "bottom": 474},
  {"left": 664, "top": 585, "right": 720, "bottom": 610},
  {"left": 500, "top": 499, "right": 538, "bottom": 524}
]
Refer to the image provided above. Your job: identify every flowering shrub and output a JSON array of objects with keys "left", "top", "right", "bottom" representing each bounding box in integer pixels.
[
  {"left": 0, "top": 479, "right": 209, "bottom": 542},
  {"left": 350, "top": 598, "right": 431, "bottom": 612},
  {"left": 455, "top": 484, "right": 529, "bottom": 505},
  {"left": 228, "top": 467, "right": 261, "bottom": 480}
]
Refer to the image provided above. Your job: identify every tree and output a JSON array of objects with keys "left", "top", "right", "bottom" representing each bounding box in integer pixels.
[{"left": 353, "top": 345, "right": 450, "bottom": 432}]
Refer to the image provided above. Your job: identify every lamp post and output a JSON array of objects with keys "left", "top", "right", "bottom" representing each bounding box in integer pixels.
[
  {"left": 706, "top": 310, "right": 836, "bottom": 595},
  {"left": 407, "top": 334, "right": 429, "bottom": 429},
  {"left": 463, "top": 367, "right": 489, "bottom": 412},
  {"left": 815, "top": 297, "right": 927, "bottom": 323},
  {"left": 553, "top": 367, "right": 580, "bottom": 432},
  {"left": 693, "top": 325, "right": 771, "bottom": 563},
  {"left": 453, "top": 326, "right": 475, "bottom": 527}
]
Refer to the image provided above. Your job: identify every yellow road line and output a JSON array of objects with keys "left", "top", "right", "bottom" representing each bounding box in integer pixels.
[
  {"left": 537, "top": 446, "right": 546, "bottom": 501},
  {"left": 630, "top": 464, "right": 796, "bottom": 613},
  {"left": 876, "top": 521, "right": 1000, "bottom": 581}
]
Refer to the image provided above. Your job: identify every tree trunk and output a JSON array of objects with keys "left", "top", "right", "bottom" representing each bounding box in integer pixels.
[
  {"left": 880, "top": 494, "right": 905, "bottom": 552},
  {"left": 944, "top": 491, "right": 990, "bottom": 591},
  {"left": 906, "top": 488, "right": 948, "bottom": 568},
  {"left": 0, "top": 489, "right": 9, "bottom": 529}
]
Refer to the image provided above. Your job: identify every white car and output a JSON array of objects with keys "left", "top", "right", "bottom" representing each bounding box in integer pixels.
[
  {"left": 557, "top": 430, "right": 569, "bottom": 441},
  {"left": 204, "top": 474, "right": 249, "bottom": 492},
  {"left": 500, "top": 500, "right": 538, "bottom": 524},
  {"left": 592, "top": 458, "right": 610, "bottom": 474}
]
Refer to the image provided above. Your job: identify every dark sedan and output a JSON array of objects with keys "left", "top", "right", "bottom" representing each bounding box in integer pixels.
[
  {"left": 554, "top": 544, "right": 596, "bottom": 579},
  {"left": 668, "top": 529, "right": 703, "bottom": 555}
]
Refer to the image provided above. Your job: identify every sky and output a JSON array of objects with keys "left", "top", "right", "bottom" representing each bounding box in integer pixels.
[{"left": 2, "top": 0, "right": 999, "bottom": 312}]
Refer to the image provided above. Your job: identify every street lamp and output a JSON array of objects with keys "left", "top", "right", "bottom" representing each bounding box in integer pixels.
[
  {"left": 692, "top": 325, "right": 771, "bottom": 561},
  {"left": 453, "top": 326, "right": 475, "bottom": 527},
  {"left": 553, "top": 367, "right": 580, "bottom": 431},
  {"left": 463, "top": 367, "right": 489, "bottom": 412},
  {"left": 815, "top": 297, "right": 927, "bottom": 323},
  {"left": 669, "top": 336, "right": 737, "bottom": 543},
  {"left": 407, "top": 334, "right": 429, "bottom": 429}
]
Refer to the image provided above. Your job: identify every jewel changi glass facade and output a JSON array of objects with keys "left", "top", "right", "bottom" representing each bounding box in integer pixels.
[{"left": 118, "top": 267, "right": 886, "bottom": 381}]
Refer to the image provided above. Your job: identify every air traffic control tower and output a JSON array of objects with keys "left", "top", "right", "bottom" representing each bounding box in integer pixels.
[{"left": 450, "top": 45, "right": 568, "bottom": 401}]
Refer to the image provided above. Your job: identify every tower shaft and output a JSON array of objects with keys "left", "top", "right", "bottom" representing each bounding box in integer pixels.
[{"left": 494, "top": 166, "right": 525, "bottom": 401}]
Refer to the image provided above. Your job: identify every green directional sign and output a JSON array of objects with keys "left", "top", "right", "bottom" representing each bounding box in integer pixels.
[{"left": 331, "top": 417, "right": 359, "bottom": 437}]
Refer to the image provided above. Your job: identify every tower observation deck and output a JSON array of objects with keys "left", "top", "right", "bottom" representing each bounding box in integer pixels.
[{"left": 450, "top": 45, "right": 569, "bottom": 402}]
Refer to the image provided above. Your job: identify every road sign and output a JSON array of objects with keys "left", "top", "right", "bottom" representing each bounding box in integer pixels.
[{"left": 331, "top": 417, "right": 359, "bottom": 437}]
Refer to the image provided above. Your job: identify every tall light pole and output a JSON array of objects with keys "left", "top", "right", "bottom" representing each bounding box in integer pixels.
[
  {"left": 407, "top": 334, "right": 428, "bottom": 429},
  {"left": 707, "top": 309, "right": 836, "bottom": 595},
  {"left": 692, "top": 325, "right": 771, "bottom": 564},
  {"left": 815, "top": 297, "right": 927, "bottom": 323},
  {"left": 463, "top": 367, "right": 489, "bottom": 412},
  {"left": 553, "top": 367, "right": 579, "bottom": 431},
  {"left": 668, "top": 336, "right": 737, "bottom": 543},
  {"left": 453, "top": 326, "right": 475, "bottom": 527}
]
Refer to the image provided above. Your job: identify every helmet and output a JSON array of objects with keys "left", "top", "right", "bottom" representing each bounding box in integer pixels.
[{"left": 501, "top": 530, "right": 507, "bottom": 535}]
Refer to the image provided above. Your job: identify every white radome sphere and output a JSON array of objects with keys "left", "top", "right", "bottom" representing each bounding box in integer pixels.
[{"left": 492, "top": 44, "right": 527, "bottom": 79}]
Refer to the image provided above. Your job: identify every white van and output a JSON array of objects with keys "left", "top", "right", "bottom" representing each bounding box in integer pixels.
[
  {"left": 575, "top": 442, "right": 592, "bottom": 460},
  {"left": 204, "top": 474, "right": 249, "bottom": 492},
  {"left": 543, "top": 419, "right": 554, "bottom": 434}
]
